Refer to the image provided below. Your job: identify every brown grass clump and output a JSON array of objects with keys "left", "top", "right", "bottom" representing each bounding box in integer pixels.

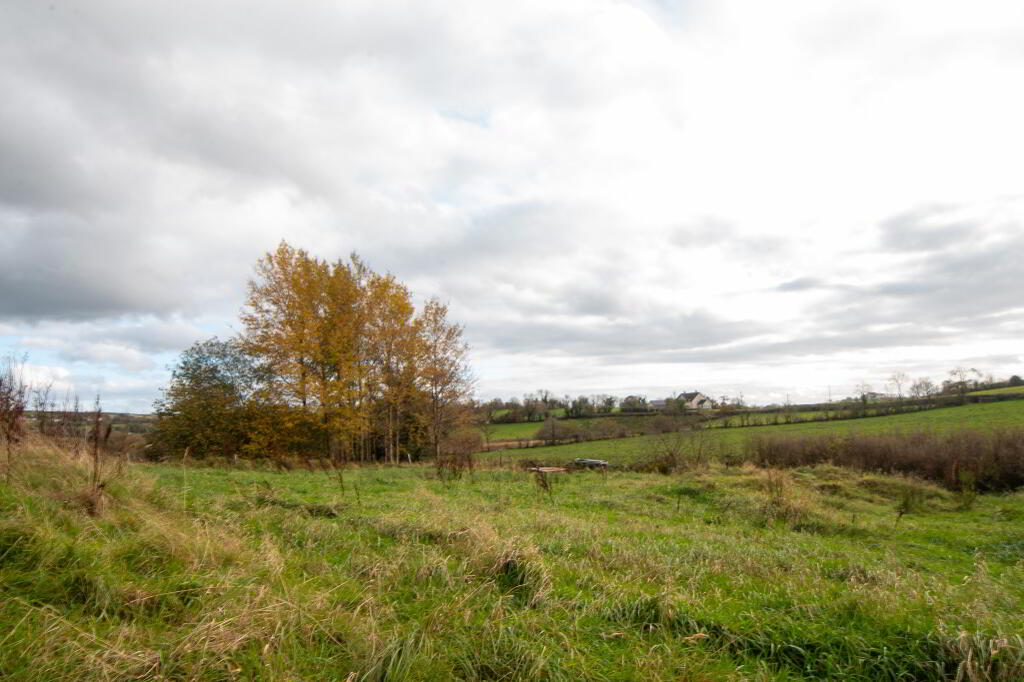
[{"left": 746, "top": 428, "right": 1024, "bottom": 491}]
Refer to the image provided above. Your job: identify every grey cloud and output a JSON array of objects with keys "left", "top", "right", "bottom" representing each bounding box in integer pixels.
[
  {"left": 871, "top": 232, "right": 1022, "bottom": 323},
  {"left": 670, "top": 217, "right": 734, "bottom": 248},
  {"left": 723, "top": 215, "right": 1024, "bottom": 364},
  {"left": 102, "top": 321, "right": 207, "bottom": 354},
  {"left": 2, "top": 0, "right": 651, "bottom": 323},
  {"left": 382, "top": 201, "right": 653, "bottom": 327},
  {"left": 607, "top": 322, "right": 993, "bottom": 369},
  {"left": 2, "top": 1, "right": 1023, "bottom": 409},
  {"left": 71, "top": 373, "right": 168, "bottom": 413},
  {"left": 958, "top": 353, "right": 1023, "bottom": 368},
  {"left": 0, "top": 211, "right": 188, "bottom": 321},
  {"left": 470, "top": 309, "right": 765, "bottom": 362},
  {"left": 671, "top": 217, "right": 788, "bottom": 260},
  {"left": 560, "top": 289, "right": 627, "bottom": 317},
  {"left": 879, "top": 205, "right": 977, "bottom": 252},
  {"left": 57, "top": 343, "right": 155, "bottom": 373},
  {"left": 11, "top": 318, "right": 209, "bottom": 372},
  {"left": 394, "top": 200, "right": 1014, "bottom": 370},
  {"left": 467, "top": 309, "right": 965, "bottom": 369},
  {"left": 380, "top": 200, "right": 617, "bottom": 292},
  {"left": 687, "top": 326, "right": 955, "bottom": 363},
  {"left": 0, "top": 81, "right": 115, "bottom": 213},
  {"left": 804, "top": 222, "right": 1024, "bottom": 340},
  {"left": 0, "top": 0, "right": 642, "bottom": 207},
  {"left": 777, "top": 277, "right": 824, "bottom": 292}
]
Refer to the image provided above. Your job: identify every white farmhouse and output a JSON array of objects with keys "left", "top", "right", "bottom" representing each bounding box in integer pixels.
[{"left": 678, "top": 391, "right": 714, "bottom": 409}]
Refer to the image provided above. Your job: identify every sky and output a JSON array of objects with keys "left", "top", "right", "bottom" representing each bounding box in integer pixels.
[{"left": 2, "top": 0, "right": 1023, "bottom": 412}]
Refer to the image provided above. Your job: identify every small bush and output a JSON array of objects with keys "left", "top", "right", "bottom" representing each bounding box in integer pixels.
[{"left": 532, "top": 418, "right": 581, "bottom": 444}]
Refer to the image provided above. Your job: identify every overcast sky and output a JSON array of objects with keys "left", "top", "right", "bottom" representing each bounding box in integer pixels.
[{"left": 2, "top": 0, "right": 1023, "bottom": 412}]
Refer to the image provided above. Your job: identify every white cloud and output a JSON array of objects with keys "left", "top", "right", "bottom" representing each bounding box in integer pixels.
[{"left": 2, "top": 0, "right": 1023, "bottom": 410}]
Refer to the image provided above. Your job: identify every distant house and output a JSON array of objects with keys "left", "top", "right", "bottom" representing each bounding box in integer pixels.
[
  {"left": 678, "top": 391, "right": 714, "bottom": 409},
  {"left": 649, "top": 399, "right": 668, "bottom": 410}
]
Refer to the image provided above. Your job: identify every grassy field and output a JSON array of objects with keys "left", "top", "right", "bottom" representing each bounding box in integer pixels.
[
  {"left": 486, "top": 400, "right": 1024, "bottom": 467},
  {"left": 491, "top": 407, "right": 568, "bottom": 420},
  {"left": 970, "top": 386, "right": 1024, "bottom": 397},
  {"left": 704, "top": 410, "right": 829, "bottom": 428},
  {"left": 483, "top": 399, "right": 1022, "bottom": 446},
  {"left": 487, "top": 420, "right": 547, "bottom": 441},
  {"left": 486, "top": 415, "right": 661, "bottom": 442},
  {"left": 2, "top": 442, "right": 1023, "bottom": 680}
]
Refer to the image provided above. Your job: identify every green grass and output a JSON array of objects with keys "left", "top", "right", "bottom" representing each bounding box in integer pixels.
[
  {"left": 487, "top": 399, "right": 1024, "bottom": 466},
  {"left": 970, "top": 386, "right": 1024, "bottom": 396},
  {"left": 1, "top": 441, "right": 1023, "bottom": 679},
  {"left": 705, "top": 410, "right": 830, "bottom": 428},
  {"left": 490, "top": 407, "right": 568, "bottom": 420},
  {"left": 485, "top": 415, "right": 658, "bottom": 442},
  {"left": 486, "top": 420, "right": 547, "bottom": 441}
]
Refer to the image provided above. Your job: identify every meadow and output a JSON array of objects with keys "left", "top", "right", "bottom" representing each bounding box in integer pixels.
[
  {"left": 2, "top": 400, "right": 1023, "bottom": 680},
  {"left": 486, "top": 415, "right": 660, "bottom": 443},
  {"left": 703, "top": 410, "right": 829, "bottom": 428},
  {"left": 487, "top": 420, "right": 553, "bottom": 441},
  {"left": 969, "top": 386, "right": 1024, "bottom": 397},
  {"left": 2, "top": 436, "right": 1024, "bottom": 680},
  {"left": 485, "top": 400, "right": 1024, "bottom": 467}
]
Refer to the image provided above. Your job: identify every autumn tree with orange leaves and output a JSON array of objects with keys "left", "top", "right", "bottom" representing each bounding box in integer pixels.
[
  {"left": 419, "top": 298, "right": 473, "bottom": 460},
  {"left": 153, "top": 241, "right": 473, "bottom": 463}
]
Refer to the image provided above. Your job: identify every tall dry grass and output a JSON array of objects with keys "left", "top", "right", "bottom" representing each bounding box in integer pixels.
[{"left": 745, "top": 428, "right": 1024, "bottom": 491}]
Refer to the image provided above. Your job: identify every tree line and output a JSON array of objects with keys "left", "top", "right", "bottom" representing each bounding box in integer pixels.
[
  {"left": 151, "top": 242, "right": 473, "bottom": 464},
  {"left": 478, "top": 391, "right": 698, "bottom": 423},
  {"left": 478, "top": 390, "right": 618, "bottom": 423}
]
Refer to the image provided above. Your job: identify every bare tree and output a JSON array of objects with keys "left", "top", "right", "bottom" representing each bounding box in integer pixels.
[
  {"left": 647, "top": 431, "right": 685, "bottom": 474},
  {"left": 887, "top": 372, "right": 910, "bottom": 401},
  {"left": 0, "top": 357, "right": 29, "bottom": 483},
  {"left": 474, "top": 410, "right": 497, "bottom": 451},
  {"left": 910, "top": 377, "right": 938, "bottom": 403},
  {"left": 948, "top": 367, "right": 981, "bottom": 405},
  {"left": 536, "top": 388, "right": 554, "bottom": 409},
  {"left": 58, "top": 390, "right": 84, "bottom": 455},
  {"left": 87, "top": 397, "right": 112, "bottom": 492},
  {"left": 32, "top": 381, "right": 54, "bottom": 436}
]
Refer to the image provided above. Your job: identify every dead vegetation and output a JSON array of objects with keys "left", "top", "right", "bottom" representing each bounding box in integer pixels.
[
  {"left": 0, "top": 356, "right": 28, "bottom": 484},
  {"left": 745, "top": 429, "right": 1024, "bottom": 491}
]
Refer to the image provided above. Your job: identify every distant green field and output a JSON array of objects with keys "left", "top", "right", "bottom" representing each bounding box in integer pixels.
[
  {"left": 969, "top": 386, "right": 1024, "bottom": 396},
  {"left": 705, "top": 410, "right": 829, "bottom": 428},
  {"left": 485, "top": 414, "right": 659, "bottom": 442},
  {"left": 487, "top": 420, "right": 546, "bottom": 441},
  {"left": 485, "top": 400, "right": 1024, "bottom": 466}
]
